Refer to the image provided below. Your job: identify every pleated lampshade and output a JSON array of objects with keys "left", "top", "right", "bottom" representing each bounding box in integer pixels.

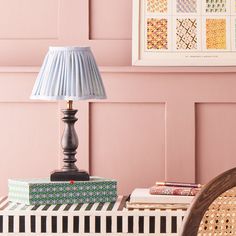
[{"left": 31, "top": 46, "right": 106, "bottom": 101}]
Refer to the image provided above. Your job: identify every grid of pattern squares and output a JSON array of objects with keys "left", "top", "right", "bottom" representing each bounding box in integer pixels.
[{"left": 145, "top": 0, "right": 235, "bottom": 51}]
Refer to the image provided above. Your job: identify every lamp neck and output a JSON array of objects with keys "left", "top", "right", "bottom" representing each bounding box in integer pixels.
[{"left": 67, "top": 100, "right": 73, "bottom": 110}]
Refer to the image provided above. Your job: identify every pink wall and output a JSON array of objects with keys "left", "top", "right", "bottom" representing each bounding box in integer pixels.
[{"left": 0, "top": 0, "right": 236, "bottom": 196}]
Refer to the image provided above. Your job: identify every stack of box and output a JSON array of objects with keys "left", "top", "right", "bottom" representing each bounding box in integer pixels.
[
  {"left": 126, "top": 188, "right": 193, "bottom": 210},
  {"left": 126, "top": 182, "right": 201, "bottom": 210}
]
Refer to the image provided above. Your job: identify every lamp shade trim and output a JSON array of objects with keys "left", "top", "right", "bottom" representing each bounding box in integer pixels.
[
  {"left": 31, "top": 46, "right": 106, "bottom": 101},
  {"left": 49, "top": 46, "right": 90, "bottom": 51},
  {"left": 30, "top": 95, "right": 106, "bottom": 101}
]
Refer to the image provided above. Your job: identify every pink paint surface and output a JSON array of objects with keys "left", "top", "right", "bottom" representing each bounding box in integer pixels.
[{"left": 0, "top": 1, "right": 235, "bottom": 196}]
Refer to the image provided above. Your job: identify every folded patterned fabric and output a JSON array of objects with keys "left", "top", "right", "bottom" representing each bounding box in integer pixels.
[{"left": 150, "top": 186, "right": 201, "bottom": 196}]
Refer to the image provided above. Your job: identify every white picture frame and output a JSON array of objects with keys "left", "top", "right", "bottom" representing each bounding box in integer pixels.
[{"left": 132, "top": 0, "right": 236, "bottom": 66}]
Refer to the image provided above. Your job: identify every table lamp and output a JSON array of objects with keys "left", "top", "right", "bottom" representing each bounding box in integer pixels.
[{"left": 30, "top": 46, "right": 106, "bottom": 181}]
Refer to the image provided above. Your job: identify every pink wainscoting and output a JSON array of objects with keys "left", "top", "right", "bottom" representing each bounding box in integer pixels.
[
  {"left": 1, "top": 68, "right": 236, "bottom": 196},
  {"left": 0, "top": 0, "right": 235, "bottom": 196},
  {"left": 90, "top": 102, "right": 165, "bottom": 193}
]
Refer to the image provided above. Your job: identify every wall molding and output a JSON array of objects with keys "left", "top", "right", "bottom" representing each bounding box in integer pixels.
[{"left": 0, "top": 66, "right": 236, "bottom": 74}]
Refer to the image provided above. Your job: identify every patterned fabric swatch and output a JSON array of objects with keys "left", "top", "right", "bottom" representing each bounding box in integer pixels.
[
  {"left": 206, "top": 0, "right": 226, "bottom": 13},
  {"left": 177, "top": 0, "right": 197, "bottom": 13},
  {"left": 147, "top": 0, "right": 168, "bottom": 13},
  {"left": 206, "top": 19, "right": 226, "bottom": 49},
  {"left": 147, "top": 18, "right": 168, "bottom": 50},
  {"left": 176, "top": 19, "right": 197, "bottom": 50}
]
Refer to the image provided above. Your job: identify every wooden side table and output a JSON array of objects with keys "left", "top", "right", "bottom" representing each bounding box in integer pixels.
[{"left": 0, "top": 196, "right": 186, "bottom": 235}]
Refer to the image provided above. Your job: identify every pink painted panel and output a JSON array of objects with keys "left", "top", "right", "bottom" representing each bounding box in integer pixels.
[
  {"left": 0, "top": 0, "right": 89, "bottom": 66},
  {"left": 0, "top": 0, "right": 58, "bottom": 38},
  {"left": 89, "top": 0, "right": 132, "bottom": 39},
  {"left": 90, "top": 40, "right": 132, "bottom": 66},
  {"left": 165, "top": 101, "right": 195, "bottom": 182},
  {"left": 0, "top": 0, "right": 133, "bottom": 66},
  {"left": 196, "top": 103, "right": 236, "bottom": 184},
  {"left": 0, "top": 103, "right": 60, "bottom": 195},
  {"left": 90, "top": 103, "right": 165, "bottom": 195}
]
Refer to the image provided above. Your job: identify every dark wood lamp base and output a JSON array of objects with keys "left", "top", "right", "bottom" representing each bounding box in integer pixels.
[{"left": 50, "top": 170, "right": 89, "bottom": 181}]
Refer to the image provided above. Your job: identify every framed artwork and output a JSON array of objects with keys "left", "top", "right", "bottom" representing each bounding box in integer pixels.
[{"left": 132, "top": 0, "right": 236, "bottom": 66}]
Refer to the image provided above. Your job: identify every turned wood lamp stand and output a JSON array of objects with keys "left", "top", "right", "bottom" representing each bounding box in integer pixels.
[{"left": 51, "top": 100, "right": 89, "bottom": 181}]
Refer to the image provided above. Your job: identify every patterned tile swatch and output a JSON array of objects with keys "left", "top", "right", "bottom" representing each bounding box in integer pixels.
[
  {"left": 206, "top": 19, "right": 226, "bottom": 49},
  {"left": 147, "top": 0, "right": 168, "bottom": 13},
  {"left": 206, "top": 0, "right": 226, "bottom": 13},
  {"left": 176, "top": 19, "right": 197, "bottom": 50},
  {"left": 147, "top": 18, "right": 168, "bottom": 50},
  {"left": 177, "top": 0, "right": 197, "bottom": 13}
]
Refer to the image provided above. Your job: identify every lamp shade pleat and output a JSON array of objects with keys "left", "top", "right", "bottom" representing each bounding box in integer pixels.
[{"left": 30, "top": 47, "right": 106, "bottom": 101}]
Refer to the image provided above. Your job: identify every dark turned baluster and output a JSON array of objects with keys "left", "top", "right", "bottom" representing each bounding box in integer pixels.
[
  {"left": 50, "top": 101, "right": 89, "bottom": 181},
  {"left": 61, "top": 109, "right": 79, "bottom": 172}
]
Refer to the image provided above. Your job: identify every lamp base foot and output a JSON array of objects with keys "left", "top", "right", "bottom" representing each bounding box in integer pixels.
[{"left": 50, "top": 170, "right": 90, "bottom": 181}]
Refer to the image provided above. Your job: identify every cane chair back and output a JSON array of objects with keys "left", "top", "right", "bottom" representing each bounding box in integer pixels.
[{"left": 179, "top": 167, "right": 236, "bottom": 236}]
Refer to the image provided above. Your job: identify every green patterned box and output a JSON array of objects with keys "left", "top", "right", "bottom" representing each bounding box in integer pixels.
[{"left": 8, "top": 177, "right": 117, "bottom": 205}]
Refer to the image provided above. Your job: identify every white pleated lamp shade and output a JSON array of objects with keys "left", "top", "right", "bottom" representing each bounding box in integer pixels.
[{"left": 31, "top": 46, "right": 106, "bottom": 101}]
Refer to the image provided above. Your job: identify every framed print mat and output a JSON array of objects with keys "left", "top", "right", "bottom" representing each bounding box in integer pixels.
[{"left": 132, "top": 0, "right": 236, "bottom": 66}]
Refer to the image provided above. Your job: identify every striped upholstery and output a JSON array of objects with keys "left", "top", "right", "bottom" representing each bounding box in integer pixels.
[{"left": 0, "top": 196, "right": 186, "bottom": 235}]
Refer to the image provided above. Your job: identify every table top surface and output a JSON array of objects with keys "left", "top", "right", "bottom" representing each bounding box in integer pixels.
[{"left": 0, "top": 196, "right": 129, "bottom": 213}]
